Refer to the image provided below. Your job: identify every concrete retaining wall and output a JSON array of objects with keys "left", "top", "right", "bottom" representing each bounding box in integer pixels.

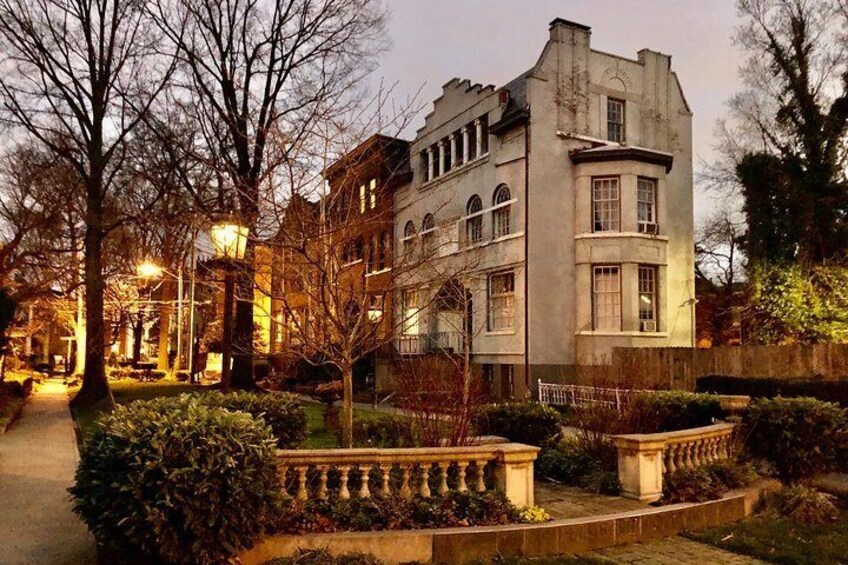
[{"left": 241, "top": 483, "right": 767, "bottom": 564}]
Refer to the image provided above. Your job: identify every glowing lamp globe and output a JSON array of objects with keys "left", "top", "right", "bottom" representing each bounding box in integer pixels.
[
  {"left": 210, "top": 217, "right": 248, "bottom": 261},
  {"left": 137, "top": 261, "right": 163, "bottom": 279}
]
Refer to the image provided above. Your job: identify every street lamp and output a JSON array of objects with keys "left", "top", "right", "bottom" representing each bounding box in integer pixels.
[
  {"left": 209, "top": 214, "right": 248, "bottom": 389},
  {"left": 135, "top": 260, "right": 188, "bottom": 375}
]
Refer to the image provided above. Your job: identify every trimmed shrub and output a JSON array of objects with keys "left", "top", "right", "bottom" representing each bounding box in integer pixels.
[
  {"left": 743, "top": 396, "right": 848, "bottom": 483},
  {"left": 70, "top": 396, "right": 280, "bottom": 565},
  {"left": 350, "top": 415, "right": 416, "bottom": 447},
  {"left": 697, "top": 375, "right": 848, "bottom": 408},
  {"left": 201, "top": 391, "right": 307, "bottom": 448},
  {"left": 627, "top": 391, "right": 723, "bottom": 433},
  {"left": 270, "top": 491, "right": 523, "bottom": 534},
  {"left": 472, "top": 402, "right": 562, "bottom": 447},
  {"left": 537, "top": 436, "right": 620, "bottom": 495},
  {"left": 662, "top": 467, "right": 724, "bottom": 504}
]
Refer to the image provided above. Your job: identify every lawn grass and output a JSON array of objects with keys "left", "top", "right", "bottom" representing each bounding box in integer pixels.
[
  {"left": 686, "top": 506, "right": 848, "bottom": 565},
  {"left": 69, "top": 379, "right": 388, "bottom": 448}
]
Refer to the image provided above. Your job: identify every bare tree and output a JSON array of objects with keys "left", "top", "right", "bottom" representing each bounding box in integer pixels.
[
  {"left": 0, "top": 0, "right": 178, "bottom": 406},
  {"left": 695, "top": 210, "right": 746, "bottom": 345},
  {"left": 151, "top": 0, "right": 388, "bottom": 389}
]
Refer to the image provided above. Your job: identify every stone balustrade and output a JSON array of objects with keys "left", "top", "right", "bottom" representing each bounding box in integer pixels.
[
  {"left": 613, "top": 423, "right": 737, "bottom": 502},
  {"left": 276, "top": 443, "right": 539, "bottom": 507}
]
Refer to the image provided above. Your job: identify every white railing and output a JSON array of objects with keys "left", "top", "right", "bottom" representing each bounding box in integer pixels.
[
  {"left": 276, "top": 443, "right": 539, "bottom": 507},
  {"left": 395, "top": 332, "right": 465, "bottom": 356},
  {"left": 538, "top": 380, "right": 649, "bottom": 411},
  {"left": 613, "top": 423, "right": 737, "bottom": 502}
]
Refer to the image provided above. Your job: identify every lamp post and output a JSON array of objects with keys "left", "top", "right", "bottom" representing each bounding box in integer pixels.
[
  {"left": 209, "top": 215, "right": 248, "bottom": 390},
  {"left": 136, "top": 260, "right": 186, "bottom": 372}
]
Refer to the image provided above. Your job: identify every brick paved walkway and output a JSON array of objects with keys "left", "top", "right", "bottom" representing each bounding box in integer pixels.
[
  {"left": 592, "top": 536, "right": 768, "bottom": 564},
  {"left": 535, "top": 481, "right": 646, "bottom": 519},
  {"left": 0, "top": 380, "right": 96, "bottom": 564}
]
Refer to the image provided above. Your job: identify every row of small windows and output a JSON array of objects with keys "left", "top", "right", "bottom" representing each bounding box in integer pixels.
[
  {"left": 420, "top": 115, "right": 489, "bottom": 183},
  {"left": 402, "top": 184, "right": 513, "bottom": 254},
  {"left": 591, "top": 176, "right": 658, "bottom": 234}
]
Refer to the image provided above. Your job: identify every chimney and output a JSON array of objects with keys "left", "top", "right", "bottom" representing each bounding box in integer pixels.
[{"left": 549, "top": 18, "right": 591, "bottom": 41}]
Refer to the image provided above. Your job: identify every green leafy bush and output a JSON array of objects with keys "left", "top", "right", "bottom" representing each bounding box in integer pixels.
[
  {"left": 537, "top": 437, "right": 620, "bottom": 495},
  {"left": 662, "top": 467, "right": 724, "bottom": 504},
  {"left": 201, "top": 391, "right": 307, "bottom": 448},
  {"left": 627, "top": 391, "right": 723, "bottom": 433},
  {"left": 472, "top": 402, "right": 562, "bottom": 447},
  {"left": 70, "top": 396, "right": 280, "bottom": 565},
  {"left": 743, "top": 396, "right": 848, "bottom": 483},
  {"left": 270, "top": 491, "right": 522, "bottom": 534},
  {"left": 350, "top": 415, "right": 416, "bottom": 447}
]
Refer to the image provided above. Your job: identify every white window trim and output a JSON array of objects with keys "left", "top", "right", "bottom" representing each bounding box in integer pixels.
[
  {"left": 462, "top": 197, "right": 517, "bottom": 221},
  {"left": 341, "top": 258, "right": 364, "bottom": 268},
  {"left": 365, "top": 267, "right": 392, "bottom": 277}
]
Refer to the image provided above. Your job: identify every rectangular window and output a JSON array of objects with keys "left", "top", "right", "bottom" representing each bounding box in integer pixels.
[
  {"left": 592, "top": 177, "right": 620, "bottom": 232},
  {"left": 480, "top": 115, "right": 489, "bottom": 154},
  {"left": 607, "top": 98, "right": 625, "bottom": 143},
  {"left": 402, "top": 290, "right": 420, "bottom": 335},
  {"left": 593, "top": 266, "right": 621, "bottom": 331},
  {"left": 369, "top": 179, "right": 377, "bottom": 209},
  {"left": 638, "top": 266, "right": 658, "bottom": 329},
  {"left": 488, "top": 271, "right": 515, "bottom": 331},
  {"left": 421, "top": 151, "right": 429, "bottom": 182},
  {"left": 637, "top": 178, "right": 657, "bottom": 233},
  {"left": 359, "top": 184, "right": 366, "bottom": 213},
  {"left": 468, "top": 122, "right": 478, "bottom": 159},
  {"left": 455, "top": 131, "right": 464, "bottom": 166}
]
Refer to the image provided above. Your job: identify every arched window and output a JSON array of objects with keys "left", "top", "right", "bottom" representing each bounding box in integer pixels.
[
  {"left": 492, "top": 184, "right": 512, "bottom": 238},
  {"left": 403, "top": 220, "right": 416, "bottom": 255},
  {"left": 466, "top": 195, "right": 483, "bottom": 244},
  {"left": 421, "top": 213, "right": 436, "bottom": 254}
]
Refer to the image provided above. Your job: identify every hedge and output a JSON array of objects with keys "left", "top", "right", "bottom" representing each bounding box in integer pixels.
[
  {"left": 697, "top": 375, "right": 848, "bottom": 407},
  {"left": 70, "top": 396, "right": 280, "bottom": 564},
  {"left": 472, "top": 402, "right": 562, "bottom": 447}
]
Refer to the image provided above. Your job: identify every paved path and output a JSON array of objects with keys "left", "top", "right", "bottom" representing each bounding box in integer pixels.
[
  {"left": 535, "top": 481, "right": 646, "bottom": 519},
  {"left": 0, "top": 379, "right": 97, "bottom": 564},
  {"left": 592, "top": 536, "right": 768, "bottom": 564}
]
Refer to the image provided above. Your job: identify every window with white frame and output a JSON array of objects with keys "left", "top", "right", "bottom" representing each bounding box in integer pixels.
[
  {"left": 421, "top": 151, "right": 430, "bottom": 182},
  {"left": 638, "top": 265, "right": 658, "bottom": 330},
  {"left": 592, "top": 177, "right": 620, "bottom": 232},
  {"left": 421, "top": 213, "right": 435, "bottom": 254},
  {"left": 369, "top": 179, "right": 377, "bottom": 209},
  {"left": 637, "top": 178, "right": 658, "bottom": 233},
  {"left": 403, "top": 220, "right": 416, "bottom": 255},
  {"left": 359, "top": 184, "right": 366, "bottom": 213},
  {"left": 488, "top": 270, "right": 515, "bottom": 331},
  {"left": 592, "top": 266, "right": 621, "bottom": 331},
  {"left": 466, "top": 195, "right": 483, "bottom": 244},
  {"left": 402, "top": 289, "right": 420, "bottom": 335},
  {"left": 492, "top": 184, "right": 511, "bottom": 239},
  {"left": 607, "top": 98, "right": 625, "bottom": 143}
]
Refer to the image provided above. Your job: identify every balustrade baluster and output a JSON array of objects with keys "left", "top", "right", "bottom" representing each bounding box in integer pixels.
[
  {"left": 682, "top": 441, "right": 693, "bottom": 469},
  {"left": 692, "top": 440, "right": 702, "bottom": 467},
  {"left": 380, "top": 465, "right": 391, "bottom": 496},
  {"left": 438, "top": 462, "right": 449, "bottom": 495},
  {"left": 457, "top": 461, "right": 468, "bottom": 493},
  {"left": 296, "top": 466, "right": 308, "bottom": 501},
  {"left": 317, "top": 467, "right": 329, "bottom": 500},
  {"left": 419, "top": 464, "right": 431, "bottom": 498},
  {"left": 400, "top": 465, "right": 412, "bottom": 499},
  {"left": 359, "top": 465, "right": 371, "bottom": 498},
  {"left": 665, "top": 447, "right": 676, "bottom": 474},
  {"left": 475, "top": 460, "right": 486, "bottom": 492},
  {"left": 339, "top": 465, "right": 351, "bottom": 500},
  {"left": 279, "top": 465, "right": 290, "bottom": 496}
]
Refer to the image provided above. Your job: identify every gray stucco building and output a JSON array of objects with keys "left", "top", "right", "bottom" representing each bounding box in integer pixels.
[{"left": 393, "top": 18, "right": 694, "bottom": 398}]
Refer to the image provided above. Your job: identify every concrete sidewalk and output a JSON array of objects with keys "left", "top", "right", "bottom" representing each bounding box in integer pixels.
[{"left": 0, "top": 379, "right": 97, "bottom": 564}]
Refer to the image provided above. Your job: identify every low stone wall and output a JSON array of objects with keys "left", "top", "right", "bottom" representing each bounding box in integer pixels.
[
  {"left": 613, "top": 423, "right": 737, "bottom": 502},
  {"left": 240, "top": 483, "right": 768, "bottom": 565}
]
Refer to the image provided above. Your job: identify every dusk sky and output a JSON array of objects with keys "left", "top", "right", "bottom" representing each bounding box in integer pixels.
[{"left": 372, "top": 0, "right": 745, "bottom": 223}]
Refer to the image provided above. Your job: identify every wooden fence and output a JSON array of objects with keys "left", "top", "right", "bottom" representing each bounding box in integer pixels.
[{"left": 588, "top": 344, "right": 848, "bottom": 391}]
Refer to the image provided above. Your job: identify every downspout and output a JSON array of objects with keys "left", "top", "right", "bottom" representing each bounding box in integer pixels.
[{"left": 524, "top": 116, "right": 531, "bottom": 398}]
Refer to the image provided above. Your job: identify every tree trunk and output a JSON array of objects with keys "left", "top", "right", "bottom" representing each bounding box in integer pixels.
[
  {"left": 231, "top": 239, "right": 256, "bottom": 390},
  {"left": 132, "top": 314, "right": 143, "bottom": 365},
  {"left": 70, "top": 193, "right": 110, "bottom": 407},
  {"left": 341, "top": 363, "right": 354, "bottom": 448},
  {"left": 157, "top": 280, "right": 173, "bottom": 372}
]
